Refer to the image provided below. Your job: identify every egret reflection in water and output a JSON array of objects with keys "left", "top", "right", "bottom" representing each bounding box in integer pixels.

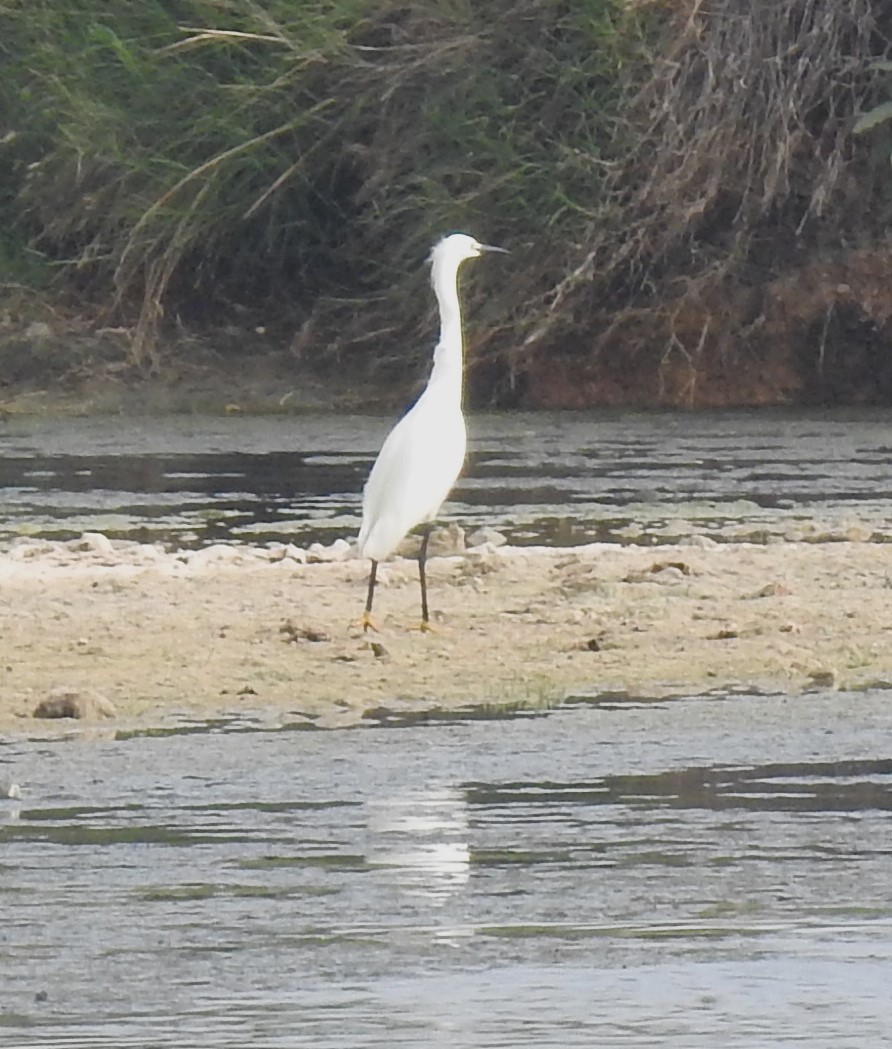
[
  {"left": 366, "top": 786, "right": 471, "bottom": 901},
  {"left": 3, "top": 693, "right": 892, "bottom": 1046}
]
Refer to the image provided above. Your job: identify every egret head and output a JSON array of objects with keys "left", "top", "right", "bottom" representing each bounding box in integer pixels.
[{"left": 429, "top": 233, "right": 508, "bottom": 272}]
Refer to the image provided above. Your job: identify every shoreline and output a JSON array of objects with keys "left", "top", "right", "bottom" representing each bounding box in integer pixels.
[{"left": 2, "top": 533, "right": 891, "bottom": 740}]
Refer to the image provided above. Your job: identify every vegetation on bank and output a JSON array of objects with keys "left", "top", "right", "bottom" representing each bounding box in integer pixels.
[{"left": 1, "top": 0, "right": 890, "bottom": 407}]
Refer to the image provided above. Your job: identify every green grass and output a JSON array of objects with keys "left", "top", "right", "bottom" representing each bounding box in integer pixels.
[
  {"left": 0, "top": 0, "right": 645, "bottom": 371},
  {"left": 4, "top": 1, "right": 882, "bottom": 405}
]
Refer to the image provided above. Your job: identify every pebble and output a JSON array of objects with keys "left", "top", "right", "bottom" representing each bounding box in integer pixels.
[
  {"left": 843, "top": 524, "right": 873, "bottom": 543},
  {"left": 750, "top": 581, "right": 793, "bottom": 598},
  {"left": 397, "top": 524, "right": 466, "bottom": 559},
  {"left": 678, "top": 534, "right": 718, "bottom": 549},
  {"left": 805, "top": 668, "right": 838, "bottom": 690},
  {"left": 185, "top": 544, "right": 238, "bottom": 567},
  {"left": 267, "top": 543, "right": 308, "bottom": 564},
  {"left": 279, "top": 619, "right": 331, "bottom": 643},
  {"left": 459, "top": 544, "right": 503, "bottom": 576},
  {"left": 466, "top": 527, "right": 507, "bottom": 549},
  {"left": 33, "top": 687, "right": 117, "bottom": 720},
  {"left": 428, "top": 523, "right": 467, "bottom": 557},
  {"left": 624, "top": 561, "right": 690, "bottom": 585},
  {"left": 131, "top": 543, "right": 166, "bottom": 563},
  {"left": 307, "top": 538, "right": 353, "bottom": 563},
  {"left": 70, "top": 532, "right": 116, "bottom": 557}
]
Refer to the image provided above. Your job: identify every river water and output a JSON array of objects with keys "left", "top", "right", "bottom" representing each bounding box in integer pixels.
[
  {"left": 2, "top": 690, "right": 892, "bottom": 1047},
  {"left": 1, "top": 408, "right": 891, "bottom": 548},
  {"left": 2, "top": 408, "right": 892, "bottom": 1046}
]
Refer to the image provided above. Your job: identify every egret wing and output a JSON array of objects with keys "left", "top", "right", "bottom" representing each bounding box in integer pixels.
[{"left": 359, "top": 398, "right": 465, "bottom": 561}]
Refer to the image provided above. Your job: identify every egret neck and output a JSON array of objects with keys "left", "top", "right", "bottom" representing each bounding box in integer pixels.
[{"left": 427, "top": 251, "right": 466, "bottom": 403}]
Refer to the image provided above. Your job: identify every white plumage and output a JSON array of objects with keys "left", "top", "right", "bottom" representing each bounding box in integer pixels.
[
  {"left": 357, "top": 393, "right": 466, "bottom": 563},
  {"left": 357, "top": 232, "right": 506, "bottom": 630}
]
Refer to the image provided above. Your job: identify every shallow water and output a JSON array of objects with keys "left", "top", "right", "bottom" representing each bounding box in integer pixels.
[
  {"left": 2, "top": 689, "right": 892, "bottom": 1047},
  {"left": 1, "top": 408, "right": 891, "bottom": 547}
]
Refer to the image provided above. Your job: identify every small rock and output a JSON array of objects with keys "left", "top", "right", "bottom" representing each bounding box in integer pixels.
[
  {"left": 430, "top": 523, "right": 466, "bottom": 557},
  {"left": 460, "top": 543, "right": 503, "bottom": 577},
  {"left": 186, "top": 544, "right": 247, "bottom": 568},
  {"left": 307, "top": 538, "right": 352, "bottom": 563},
  {"left": 843, "top": 524, "right": 872, "bottom": 543},
  {"left": 33, "top": 688, "right": 117, "bottom": 721},
  {"left": 132, "top": 543, "right": 165, "bottom": 563},
  {"left": 806, "top": 668, "right": 838, "bottom": 689},
  {"left": 624, "top": 561, "right": 691, "bottom": 584},
  {"left": 71, "top": 532, "right": 115, "bottom": 557},
  {"left": 1, "top": 781, "right": 21, "bottom": 800},
  {"left": 466, "top": 527, "right": 507, "bottom": 549},
  {"left": 8, "top": 539, "right": 59, "bottom": 560},
  {"left": 279, "top": 620, "right": 331, "bottom": 644},
  {"left": 395, "top": 535, "right": 421, "bottom": 557},
  {"left": 398, "top": 524, "right": 466, "bottom": 559},
  {"left": 653, "top": 560, "right": 691, "bottom": 576},
  {"left": 268, "top": 543, "right": 307, "bottom": 564},
  {"left": 751, "top": 582, "right": 793, "bottom": 598},
  {"left": 678, "top": 534, "right": 718, "bottom": 548}
]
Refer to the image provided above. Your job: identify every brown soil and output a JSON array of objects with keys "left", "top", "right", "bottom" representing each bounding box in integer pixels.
[
  {"left": 522, "top": 245, "right": 892, "bottom": 410},
  {"left": 2, "top": 536, "right": 891, "bottom": 738}
]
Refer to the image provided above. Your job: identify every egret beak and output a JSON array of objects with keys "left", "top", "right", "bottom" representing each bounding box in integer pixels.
[{"left": 480, "top": 243, "right": 509, "bottom": 254}]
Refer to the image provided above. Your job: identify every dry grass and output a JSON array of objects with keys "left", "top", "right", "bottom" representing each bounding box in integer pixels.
[
  {"left": 2, "top": 0, "right": 891, "bottom": 405},
  {"left": 518, "top": 0, "right": 892, "bottom": 406}
]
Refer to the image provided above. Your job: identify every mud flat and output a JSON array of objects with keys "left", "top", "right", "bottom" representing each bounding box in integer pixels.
[{"left": 1, "top": 531, "right": 891, "bottom": 736}]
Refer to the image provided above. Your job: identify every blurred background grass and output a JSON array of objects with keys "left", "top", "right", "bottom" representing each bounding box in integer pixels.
[{"left": 1, "top": 1, "right": 889, "bottom": 406}]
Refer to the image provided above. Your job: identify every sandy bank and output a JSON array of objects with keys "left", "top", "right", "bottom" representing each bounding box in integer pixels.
[{"left": 2, "top": 531, "right": 891, "bottom": 738}]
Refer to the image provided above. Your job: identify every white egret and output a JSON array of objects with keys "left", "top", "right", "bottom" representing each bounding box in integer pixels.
[{"left": 357, "top": 232, "right": 507, "bottom": 632}]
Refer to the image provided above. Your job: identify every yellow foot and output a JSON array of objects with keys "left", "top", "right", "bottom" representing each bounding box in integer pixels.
[{"left": 359, "top": 611, "right": 379, "bottom": 633}]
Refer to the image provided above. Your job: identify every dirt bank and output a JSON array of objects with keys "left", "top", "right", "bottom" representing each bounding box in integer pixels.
[{"left": 2, "top": 533, "right": 890, "bottom": 738}]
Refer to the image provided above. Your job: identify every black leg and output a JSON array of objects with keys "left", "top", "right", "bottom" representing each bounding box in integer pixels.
[
  {"left": 363, "top": 559, "right": 378, "bottom": 632},
  {"left": 418, "top": 525, "right": 432, "bottom": 628}
]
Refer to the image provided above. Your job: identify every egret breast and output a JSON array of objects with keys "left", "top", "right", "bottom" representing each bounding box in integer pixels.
[{"left": 358, "top": 399, "right": 466, "bottom": 562}]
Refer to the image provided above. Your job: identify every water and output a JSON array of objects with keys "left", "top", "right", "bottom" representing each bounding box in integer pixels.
[
  {"left": 2, "top": 689, "right": 892, "bottom": 1047},
  {"left": 1, "top": 408, "right": 891, "bottom": 548},
  {"left": 2, "top": 408, "right": 891, "bottom": 1045}
]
